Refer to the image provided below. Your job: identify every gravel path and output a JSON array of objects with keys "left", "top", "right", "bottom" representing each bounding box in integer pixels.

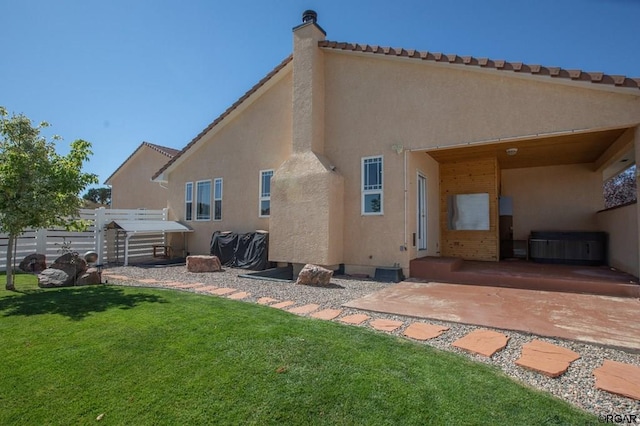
[{"left": 104, "top": 264, "right": 640, "bottom": 418}]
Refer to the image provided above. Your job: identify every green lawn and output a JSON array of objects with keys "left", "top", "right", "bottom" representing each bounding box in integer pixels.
[{"left": 0, "top": 276, "right": 597, "bottom": 425}]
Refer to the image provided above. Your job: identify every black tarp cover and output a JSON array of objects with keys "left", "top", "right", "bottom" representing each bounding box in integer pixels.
[{"left": 210, "top": 231, "right": 269, "bottom": 270}]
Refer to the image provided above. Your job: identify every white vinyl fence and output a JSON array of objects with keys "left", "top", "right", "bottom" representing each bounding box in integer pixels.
[{"left": 0, "top": 208, "right": 169, "bottom": 272}]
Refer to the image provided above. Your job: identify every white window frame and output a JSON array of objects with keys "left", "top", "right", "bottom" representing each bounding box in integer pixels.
[
  {"left": 213, "top": 177, "right": 223, "bottom": 221},
  {"left": 185, "top": 182, "right": 193, "bottom": 221},
  {"left": 195, "top": 179, "right": 212, "bottom": 221},
  {"left": 361, "top": 155, "right": 384, "bottom": 215},
  {"left": 259, "top": 169, "right": 274, "bottom": 218}
]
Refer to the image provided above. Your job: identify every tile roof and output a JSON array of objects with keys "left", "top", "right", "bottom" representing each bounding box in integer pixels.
[
  {"left": 104, "top": 141, "right": 179, "bottom": 184},
  {"left": 318, "top": 40, "right": 640, "bottom": 91},
  {"left": 152, "top": 55, "right": 293, "bottom": 180},
  {"left": 144, "top": 142, "right": 180, "bottom": 158}
]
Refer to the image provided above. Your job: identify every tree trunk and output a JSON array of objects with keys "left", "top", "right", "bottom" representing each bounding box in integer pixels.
[{"left": 5, "top": 233, "right": 15, "bottom": 291}]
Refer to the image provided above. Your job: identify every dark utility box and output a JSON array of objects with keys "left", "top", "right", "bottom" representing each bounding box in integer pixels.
[{"left": 374, "top": 267, "right": 405, "bottom": 283}]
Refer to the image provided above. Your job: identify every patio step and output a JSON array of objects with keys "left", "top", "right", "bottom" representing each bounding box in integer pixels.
[{"left": 409, "top": 257, "right": 640, "bottom": 298}]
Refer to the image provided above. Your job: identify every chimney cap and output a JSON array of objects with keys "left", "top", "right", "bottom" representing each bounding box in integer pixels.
[{"left": 302, "top": 10, "right": 317, "bottom": 24}]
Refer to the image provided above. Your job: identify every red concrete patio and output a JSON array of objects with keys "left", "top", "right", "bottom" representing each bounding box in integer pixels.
[
  {"left": 344, "top": 281, "right": 640, "bottom": 351},
  {"left": 410, "top": 257, "right": 640, "bottom": 298}
]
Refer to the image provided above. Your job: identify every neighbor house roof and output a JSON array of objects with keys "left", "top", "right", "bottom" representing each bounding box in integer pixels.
[
  {"left": 319, "top": 40, "right": 640, "bottom": 91},
  {"left": 152, "top": 55, "right": 294, "bottom": 181},
  {"left": 104, "top": 141, "right": 179, "bottom": 185}
]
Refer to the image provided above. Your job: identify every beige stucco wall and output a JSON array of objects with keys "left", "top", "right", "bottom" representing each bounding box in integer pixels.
[
  {"left": 322, "top": 51, "right": 640, "bottom": 272},
  {"left": 165, "top": 70, "right": 293, "bottom": 255},
  {"left": 109, "top": 145, "right": 171, "bottom": 209},
  {"left": 596, "top": 203, "right": 639, "bottom": 277},
  {"left": 501, "top": 164, "right": 602, "bottom": 240}
]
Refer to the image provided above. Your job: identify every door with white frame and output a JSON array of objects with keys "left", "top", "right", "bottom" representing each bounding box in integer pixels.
[{"left": 416, "top": 172, "right": 427, "bottom": 251}]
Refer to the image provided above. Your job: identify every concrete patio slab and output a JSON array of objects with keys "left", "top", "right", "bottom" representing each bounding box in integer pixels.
[
  {"left": 593, "top": 360, "right": 640, "bottom": 400},
  {"left": 339, "top": 314, "right": 370, "bottom": 325},
  {"left": 288, "top": 304, "right": 320, "bottom": 315},
  {"left": 344, "top": 281, "right": 640, "bottom": 351},
  {"left": 310, "top": 309, "right": 343, "bottom": 320},
  {"left": 369, "top": 319, "right": 403, "bottom": 332},
  {"left": 452, "top": 329, "right": 509, "bottom": 357},
  {"left": 515, "top": 340, "right": 580, "bottom": 377},
  {"left": 403, "top": 323, "right": 449, "bottom": 341}
]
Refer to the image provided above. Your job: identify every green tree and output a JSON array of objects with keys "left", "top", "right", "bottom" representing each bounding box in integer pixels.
[
  {"left": 0, "top": 107, "right": 98, "bottom": 290},
  {"left": 83, "top": 187, "right": 111, "bottom": 205}
]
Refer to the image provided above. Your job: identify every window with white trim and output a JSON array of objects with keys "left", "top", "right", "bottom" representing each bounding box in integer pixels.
[
  {"left": 362, "top": 156, "right": 383, "bottom": 215},
  {"left": 196, "top": 180, "right": 211, "bottom": 221},
  {"left": 213, "top": 178, "right": 223, "bottom": 221},
  {"left": 185, "top": 182, "right": 193, "bottom": 221},
  {"left": 259, "top": 170, "right": 274, "bottom": 217}
]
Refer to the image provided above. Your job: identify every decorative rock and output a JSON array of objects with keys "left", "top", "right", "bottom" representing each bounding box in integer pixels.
[
  {"left": 295, "top": 264, "right": 333, "bottom": 286},
  {"left": 452, "top": 329, "right": 510, "bottom": 357},
  {"left": 403, "top": 323, "right": 449, "bottom": 341},
  {"left": 76, "top": 268, "right": 102, "bottom": 286},
  {"left": 186, "top": 255, "right": 222, "bottom": 273},
  {"left": 594, "top": 360, "right": 640, "bottom": 400},
  {"left": 515, "top": 340, "right": 580, "bottom": 378},
  {"left": 38, "top": 268, "right": 74, "bottom": 288},
  {"left": 49, "top": 253, "right": 88, "bottom": 279},
  {"left": 19, "top": 253, "right": 47, "bottom": 274}
]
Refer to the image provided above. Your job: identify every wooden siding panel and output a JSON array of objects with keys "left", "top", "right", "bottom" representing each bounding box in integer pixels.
[{"left": 440, "top": 157, "right": 499, "bottom": 261}]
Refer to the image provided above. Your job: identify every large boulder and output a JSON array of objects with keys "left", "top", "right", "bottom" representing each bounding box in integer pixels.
[
  {"left": 49, "top": 253, "right": 88, "bottom": 278},
  {"left": 296, "top": 264, "right": 333, "bottom": 286},
  {"left": 38, "top": 268, "right": 74, "bottom": 288},
  {"left": 19, "top": 253, "right": 47, "bottom": 274},
  {"left": 38, "top": 253, "right": 89, "bottom": 287},
  {"left": 76, "top": 267, "right": 102, "bottom": 285},
  {"left": 187, "top": 255, "right": 222, "bottom": 273}
]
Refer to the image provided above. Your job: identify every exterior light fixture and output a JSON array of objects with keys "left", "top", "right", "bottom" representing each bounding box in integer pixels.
[{"left": 506, "top": 148, "right": 518, "bottom": 156}]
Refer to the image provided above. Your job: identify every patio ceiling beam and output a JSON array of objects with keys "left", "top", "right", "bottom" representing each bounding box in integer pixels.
[{"left": 594, "top": 127, "right": 635, "bottom": 173}]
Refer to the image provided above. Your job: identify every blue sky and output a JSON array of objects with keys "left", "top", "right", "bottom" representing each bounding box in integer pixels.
[{"left": 2, "top": 0, "right": 639, "bottom": 188}]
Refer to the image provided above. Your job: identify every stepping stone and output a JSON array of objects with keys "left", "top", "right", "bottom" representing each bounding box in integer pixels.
[
  {"left": 163, "top": 281, "right": 185, "bottom": 287},
  {"left": 452, "top": 329, "right": 509, "bottom": 357},
  {"left": 209, "top": 287, "right": 236, "bottom": 295},
  {"left": 403, "top": 323, "right": 449, "bottom": 341},
  {"left": 104, "top": 275, "right": 130, "bottom": 280},
  {"left": 181, "top": 283, "right": 208, "bottom": 289},
  {"left": 271, "top": 301, "right": 296, "bottom": 309},
  {"left": 593, "top": 360, "right": 640, "bottom": 400},
  {"left": 339, "top": 314, "right": 370, "bottom": 325},
  {"left": 515, "top": 339, "right": 580, "bottom": 378},
  {"left": 288, "top": 304, "right": 320, "bottom": 315},
  {"left": 137, "top": 278, "right": 159, "bottom": 284},
  {"left": 228, "top": 291, "right": 250, "bottom": 300},
  {"left": 310, "top": 309, "right": 343, "bottom": 320},
  {"left": 257, "top": 297, "right": 278, "bottom": 305},
  {"left": 369, "top": 319, "right": 403, "bottom": 332}
]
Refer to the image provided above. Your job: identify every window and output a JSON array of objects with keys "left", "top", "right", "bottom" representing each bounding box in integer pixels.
[
  {"left": 185, "top": 182, "right": 193, "bottom": 221},
  {"left": 362, "top": 156, "right": 383, "bottom": 215},
  {"left": 213, "top": 178, "right": 223, "bottom": 221},
  {"left": 259, "top": 170, "right": 274, "bottom": 217},
  {"left": 196, "top": 180, "right": 211, "bottom": 221}
]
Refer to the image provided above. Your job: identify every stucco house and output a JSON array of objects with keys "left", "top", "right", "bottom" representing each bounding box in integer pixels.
[
  {"left": 152, "top": 11, "right": 640, "bottom": 280},
  {"left": 106, "top": 141, "right": 179, "bottom": 209}
]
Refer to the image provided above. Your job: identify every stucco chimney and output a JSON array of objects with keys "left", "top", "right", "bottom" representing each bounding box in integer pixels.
[
  {"left": 292, "top": 10, "right": 326, "bottom": 154},
  {"left": 268, "top": 12, "right": 344, "bottom": 268}
]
